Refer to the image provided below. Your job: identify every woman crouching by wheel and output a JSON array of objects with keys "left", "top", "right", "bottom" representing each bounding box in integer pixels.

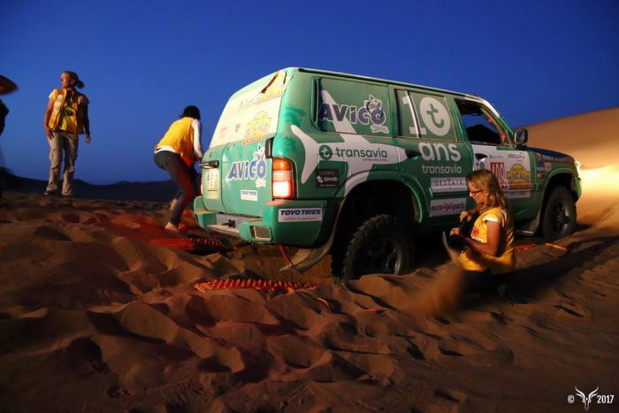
[{"left": 450, "top": 169, "right": 515, "bottom": 295}]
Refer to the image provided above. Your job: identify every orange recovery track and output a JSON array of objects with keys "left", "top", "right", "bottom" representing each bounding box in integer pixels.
[
  {"left": 149, "top": 236, "right": 226, "bottom": 253},
  {"left": 195, "top": 279, "right": 318, "bottom": 294}
]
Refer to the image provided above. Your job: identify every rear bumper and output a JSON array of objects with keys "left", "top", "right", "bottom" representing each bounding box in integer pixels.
[{"left": 193, "top": 196, "right": 338, "bottom": 247}]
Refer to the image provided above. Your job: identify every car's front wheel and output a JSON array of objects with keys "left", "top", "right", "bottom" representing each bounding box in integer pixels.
[
  {"left": 338, "top": 214, "right": 414, "bottom": 281},
  {"left": 541, "top": 186, "right": 577, "bottom": 241}
]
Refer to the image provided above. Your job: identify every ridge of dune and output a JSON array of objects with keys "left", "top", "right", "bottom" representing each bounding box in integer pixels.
[
  {"left": 526, "top": 106, "right": 619, "bottom": 169},
  {"left": 527, "top": 106, "right": 619, "bottom": 231}
]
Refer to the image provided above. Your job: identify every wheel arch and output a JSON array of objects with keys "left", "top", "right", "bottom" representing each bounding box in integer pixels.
[
  {"left": 329, "top": 178, "right": 422, "bottom": 275},
  {"left": 336, "top": 179, "right": 421, "bottom": 231},
  {"left": 543, "top": 171, "right": 579, "bottom": 202}
]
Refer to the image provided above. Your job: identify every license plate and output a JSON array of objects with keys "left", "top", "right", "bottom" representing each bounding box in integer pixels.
[{"left": 206, "top": 169, "right": 219, "bottom": 191}]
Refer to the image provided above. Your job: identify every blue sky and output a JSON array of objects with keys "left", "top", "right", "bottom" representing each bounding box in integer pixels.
[{"left": 1, "top": 0, "right": 617, "bottom": 184}]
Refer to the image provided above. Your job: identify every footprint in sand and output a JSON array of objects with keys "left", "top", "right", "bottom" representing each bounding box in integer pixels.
[
  {"left": 67, "top": 337, "right": 110, "bottom": 375},
  {"left": 434, "top": 389, "right": 468, "bottom": 403},
  {"left": 406, "top": 342, "right": 426, "bottom": 360},
  {"left": 554, "top": 304, "right": 585, "bottom": 318},
  {"left": 33, "top": 225, "right": 71, "bottom": 241},
  {"left": 307, "top": 352, "right": 366, "bottom": 383},
  {"left": 267, "top": 335, "right": 325, "bottom": 369},
  {"left": 106, "top": 384, "right": 130, "bottom": 399},
  {"left": 61, "top": 212, "right": 81, "bottom": 223}
]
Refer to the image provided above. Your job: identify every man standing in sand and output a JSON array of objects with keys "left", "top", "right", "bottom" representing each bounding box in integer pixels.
[{"left": 43, "top": 71, "right": 91, "bottom": 197}]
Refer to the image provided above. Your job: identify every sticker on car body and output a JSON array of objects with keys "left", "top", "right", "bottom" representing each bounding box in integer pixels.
[
  {"left": 240, "top": 190, "right": 258, "bottom": 201},
  {"left": 278, "top": 208, "right": 323, "bottom": 222},
  {"left": 429, "top": 198, "right": 467, "bottom": 217}
]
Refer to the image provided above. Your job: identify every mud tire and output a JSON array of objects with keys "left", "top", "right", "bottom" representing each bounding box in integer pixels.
[
  {"left": 338, "top": 215, "right": 414, "bottom": 281},
  {"left": 540, "top": 186, "right": 577, "bottom": 241}
]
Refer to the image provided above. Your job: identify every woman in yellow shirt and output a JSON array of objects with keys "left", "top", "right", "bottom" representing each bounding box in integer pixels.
[{"left": 450, "top": 169, "right": 515, "bottom": 294}]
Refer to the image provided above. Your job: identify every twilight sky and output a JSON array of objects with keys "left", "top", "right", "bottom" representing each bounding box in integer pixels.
[{"left": 1, "top": 0, "right": 617, "bottom": 184}]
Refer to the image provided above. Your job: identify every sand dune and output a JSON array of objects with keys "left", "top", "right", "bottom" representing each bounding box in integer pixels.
[
  {"left": 1, "top": 108, "right": 618, "bottom": 412},
  {"left": 528, "top": 107, "right": 619, "bottom": 231}
]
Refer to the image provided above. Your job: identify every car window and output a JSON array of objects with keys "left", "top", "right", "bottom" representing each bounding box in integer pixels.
[
  {"left": 316, "top": 78, "right": 390, "bottom": 136},
  {"left": 211, "top": 71, "right": 289, "bottom": 147},
  {"left": 455, "top": 99, "right": 508, "bottom": 145},
  {"left": 396, "top": 89, "right": 456, "bottom": 141}
]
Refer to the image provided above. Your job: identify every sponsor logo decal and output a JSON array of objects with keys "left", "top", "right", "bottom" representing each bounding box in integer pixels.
[
  {"left": 429, "top": 198, "right": 466, "bottom": 217},
  {"left": 226, "top": 145, "right": 267, "bottom": 188},
  {"left": 430, "top": 177, "right": 467, "bottom": 193},
  {"left": 319, "top": 146, "right": 389, "bottom": 161},
  {"left": 293, "top": 91, "right": 406, "bottom": 196},
  {"left": 419, "top": 97, "right": 451, "bottom": 136},
  {"left": 490, "top": 162, "right": 507, "bottom": 188},
  {"left": 278, "top": 208, "right": 323, "bottom": 222},
  {"left": 506, "top": 163, "right": 530, "bottom": 181},
  {"left": 319, "top": 145, "right": 333, "bottom": 160},
  {"left": 421, "top": 143, "right": 463, "bottom": 175},
  {"left": 316, "top": 169, "right": 339, "bottom": 188},
  {"left": 422, "top": 164, "right": 463, "bottom": 174},
  {"left": 420, "top": 142, "right": 462, "bottom": 162},
  {"left": 225, "top": 85, "right": 285, "bottom": 118},
  {"left": 540, "top": 153, "right": 573, "bottom": 163},
  {"left": 240, "top": 189, "right": 258, "bottom": 201},
  {"left": 242, "top": 111, "right": 272, "bottom": 145},
  {"left": 505, "top": 163, "right": 532, "bottom": 190},
  {"left": 318, "top": 94, "right": 389, "bottom": 134},
  {"left": 489, "top": 161, "right": 532, "bottom": 191},
  {"left": 506, "top": 191, "right": 531, "bottom": 199}
]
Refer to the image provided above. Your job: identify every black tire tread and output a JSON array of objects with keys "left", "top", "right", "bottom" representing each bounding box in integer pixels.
[
  {"left": 541, "top": 186, "right": 577, "bottom": 241},
  {"left": 338, "top": 214, "right": 413, "bottom": 281}
]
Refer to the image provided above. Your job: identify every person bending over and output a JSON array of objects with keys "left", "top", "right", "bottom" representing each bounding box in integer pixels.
[{"left": 154, "top": 105, "right": 203, "bottom": 232}]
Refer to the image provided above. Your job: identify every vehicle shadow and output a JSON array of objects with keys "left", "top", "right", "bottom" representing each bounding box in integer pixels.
[
  {"left": 458, "top": 234, "right": 619, "bottom": 309},
  {"left": 509, "top": 234, "right": 619, "bottom": 296}
]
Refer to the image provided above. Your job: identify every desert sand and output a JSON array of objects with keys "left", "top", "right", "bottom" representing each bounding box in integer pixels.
[{"left": 0, "top": 108, "right": 618, "bottom": 413}]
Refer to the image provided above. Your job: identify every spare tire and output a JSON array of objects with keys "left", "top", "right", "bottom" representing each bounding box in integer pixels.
[{"left": 541, "top": 186, "right": 577, "bottom": 241}]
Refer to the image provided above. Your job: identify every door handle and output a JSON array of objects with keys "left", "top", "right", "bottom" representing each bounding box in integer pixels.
[
  {"left": 406, "top": 149, "right": 421, "bottom": 159},
  {"left": 200, "top": 160, "right": 219, "bottom": 169},
  {"left": 475, "top": 153, "right": 488, "bottom": 160}
]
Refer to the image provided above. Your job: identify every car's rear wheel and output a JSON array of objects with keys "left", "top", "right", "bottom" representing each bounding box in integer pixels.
[
  {"left": 541, "top": 186, "right": 577, "bottom": 241},
  {"left": 337, "top": 214, "right": 414, "bottom": 281}
]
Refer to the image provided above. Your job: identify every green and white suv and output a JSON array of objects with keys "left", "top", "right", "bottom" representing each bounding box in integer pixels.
[{"left": 194, "top": 68, "right": 581, "bottom": 280}]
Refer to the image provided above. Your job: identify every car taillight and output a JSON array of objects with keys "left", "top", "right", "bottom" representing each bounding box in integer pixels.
[{"left": 272, "top": 158, "right": 294, "bottom": 199}]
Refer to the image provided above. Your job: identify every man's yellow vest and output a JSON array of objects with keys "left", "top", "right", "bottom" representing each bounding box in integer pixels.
[
  {"left": 156, "top": 117, "right": 196, "bottom": 166},
  {"left": 48, "top": 88, "right": 88, "bottom": 134}
]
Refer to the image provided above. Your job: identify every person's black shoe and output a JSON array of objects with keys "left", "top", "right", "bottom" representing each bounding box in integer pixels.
[{"left": 44, "top": 190, "right": 58, "bottom": 196}]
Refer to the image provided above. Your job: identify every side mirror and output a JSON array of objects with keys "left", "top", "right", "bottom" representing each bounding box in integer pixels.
[{"left": 514, "top": 128, "right": 528, "bottom": 146}]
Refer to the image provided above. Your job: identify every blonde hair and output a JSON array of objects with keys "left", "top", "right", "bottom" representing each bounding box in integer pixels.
[{"left": 467, "top": 169, "right": 508, "bottom": 211}]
